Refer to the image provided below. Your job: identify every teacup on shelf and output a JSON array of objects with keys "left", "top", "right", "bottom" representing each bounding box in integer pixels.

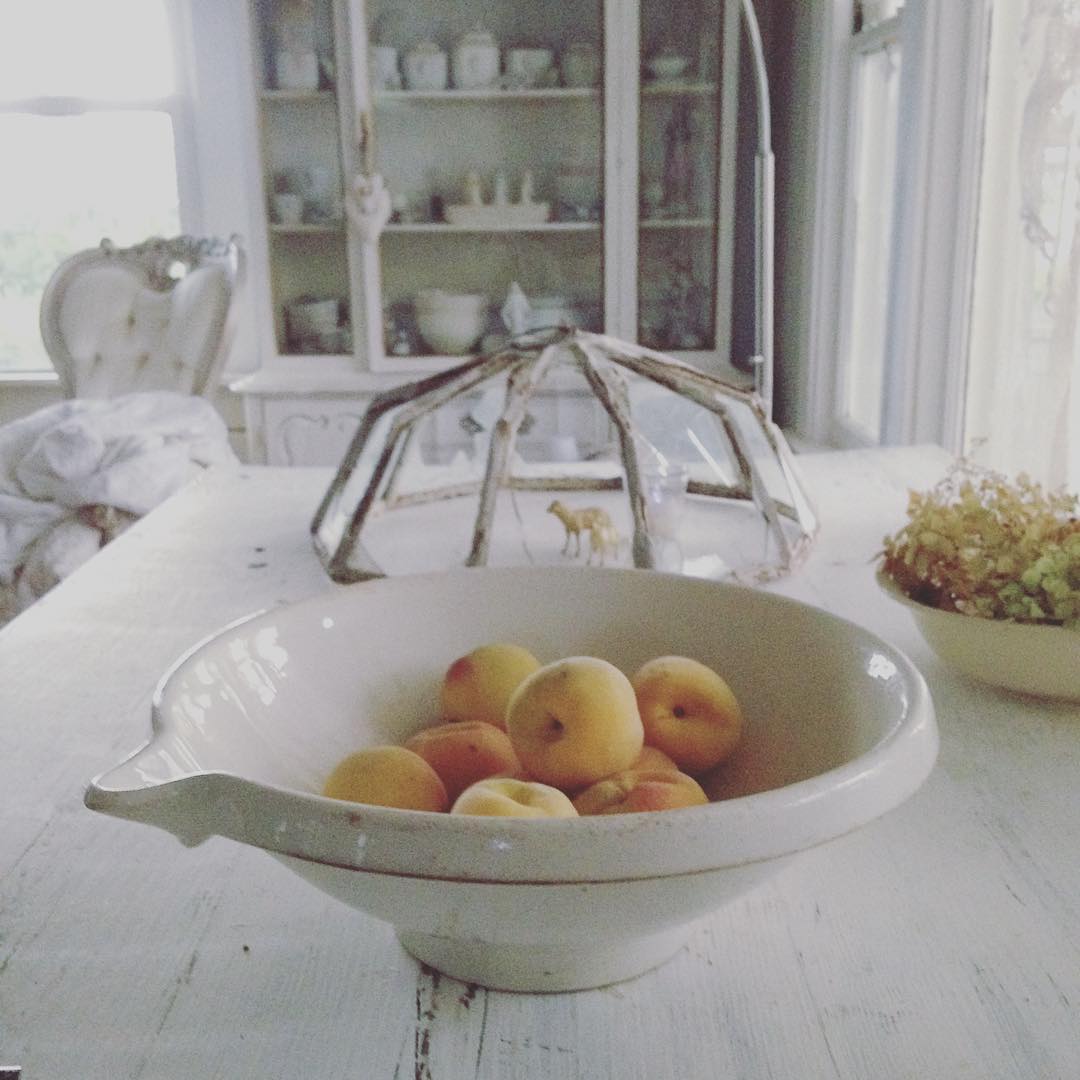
[
  {"left": 506, "top": 47, "right": 555, "bottom": 88},
  {"left": 275, "top": 49, "right": 320, "bottom": 90},
  {"left": 271, "top": 192, "right": 304, "bottom": 225},
  {"left": 287, "top": 296, "right": 343, "bottom": 352}
]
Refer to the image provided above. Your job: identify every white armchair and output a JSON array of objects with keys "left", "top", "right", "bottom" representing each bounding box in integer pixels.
[
  {"left": 0, "top": 236, "right": 246, "bottom": 626},
  {"left": 39, "top": 234, "right": 244, "bottom": 399}
]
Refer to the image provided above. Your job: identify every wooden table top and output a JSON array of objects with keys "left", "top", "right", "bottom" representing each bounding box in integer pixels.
[{"left": 1, "top": 445, "right": 1077, "bottom": 1079}]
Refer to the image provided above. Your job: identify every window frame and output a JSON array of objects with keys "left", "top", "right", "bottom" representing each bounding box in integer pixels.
[
  {"left": 805, "top": 0, "right": 993, "bottom": 452},
  {"left": 0, "top": 0, "right": 201, "bottom": 381},
  {"left": 832, "top": 10, "right": 905, "bottom": 446}
]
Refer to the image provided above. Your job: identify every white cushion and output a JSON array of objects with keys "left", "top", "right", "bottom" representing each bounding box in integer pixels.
[{"left": 57, "top": 263, "right": 231, "bottom": 398}]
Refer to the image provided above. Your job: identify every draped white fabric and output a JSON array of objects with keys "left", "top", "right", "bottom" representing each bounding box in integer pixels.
[
  {"left": 964, "top": 0, "right": 1080, "bottom": 489},
  {"left": 0, "top": 391, "right": 236, "bottom": 623}
]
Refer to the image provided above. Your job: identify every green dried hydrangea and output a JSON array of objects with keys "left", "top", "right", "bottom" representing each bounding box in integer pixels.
[{"left": 880, "top": 460, "right": 1080, "bottom": 628}]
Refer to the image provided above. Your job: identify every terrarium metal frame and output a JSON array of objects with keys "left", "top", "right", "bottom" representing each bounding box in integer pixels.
[{"left": 311, "top": 328, "right": 817, "bottom": 583}]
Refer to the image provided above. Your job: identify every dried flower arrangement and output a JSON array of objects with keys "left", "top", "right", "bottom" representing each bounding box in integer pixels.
[{"left": 880, "top": 460, "right": 1080, "bottom": 628}]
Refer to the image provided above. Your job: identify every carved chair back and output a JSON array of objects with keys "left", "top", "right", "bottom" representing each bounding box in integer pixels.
[{"left": 39, "top": 235, "right": 244, "bottom": 399}]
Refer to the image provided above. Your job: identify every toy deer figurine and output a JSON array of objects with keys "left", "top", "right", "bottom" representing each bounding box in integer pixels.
[{"left": 547, "top": 500, "right": 619, "bottom": 565}]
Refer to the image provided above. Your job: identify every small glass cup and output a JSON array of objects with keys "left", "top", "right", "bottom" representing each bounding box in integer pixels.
[{"left": 641, "top": 462, "right": 689, "bottom": 571}]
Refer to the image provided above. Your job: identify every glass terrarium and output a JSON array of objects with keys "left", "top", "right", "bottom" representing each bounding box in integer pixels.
[{"left": 311, "top": 328, "right": 817, "bottom": 584}]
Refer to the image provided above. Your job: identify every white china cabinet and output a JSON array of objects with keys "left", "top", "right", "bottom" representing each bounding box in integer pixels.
[{"left": 234, "top": 0, "right": 750, "bottom": 464}]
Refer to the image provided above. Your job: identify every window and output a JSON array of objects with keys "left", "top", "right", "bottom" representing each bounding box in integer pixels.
[
  {"left": 812, "top": 0, "right": 1079, "bottom": 490},
  {"left": 0, "top": 1, "right": 187, "bottom": 374},
  {"left": 835, "top": 7, "right": 904, "bottom": 443},
  {"left": 963, "top": 0, "right": 1080, "bottom": 489}
]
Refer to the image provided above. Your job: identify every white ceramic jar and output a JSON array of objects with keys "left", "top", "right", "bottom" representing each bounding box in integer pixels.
[
  {"left": 403, "top": 41, "right": 448, "bottom": 91},
  {"left": 370, "top": 44, "right": 401, "bottom": 90},
  {"left": 452, "top": 28, "right": 500, "bottom": 90}
]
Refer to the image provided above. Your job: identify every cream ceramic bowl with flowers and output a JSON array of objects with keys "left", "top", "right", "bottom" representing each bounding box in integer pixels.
[
  {"left": 86, "top": 566, "right": 938, "bottom": 992},
  {"left": 877, "top": 569, "right": 1080, "bottom": 700},
  {"left": 878, "top": 460, "right": 1079, "bottom": 701}
]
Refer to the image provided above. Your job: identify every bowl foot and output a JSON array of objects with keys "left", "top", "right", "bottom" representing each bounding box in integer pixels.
[{"left": 397, "top": 923, "right": 696, "bottom": 992}]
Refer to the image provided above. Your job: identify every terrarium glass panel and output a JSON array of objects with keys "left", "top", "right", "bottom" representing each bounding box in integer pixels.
[{"left": 312, "top": 332, "right": 816, "bottom": 584}]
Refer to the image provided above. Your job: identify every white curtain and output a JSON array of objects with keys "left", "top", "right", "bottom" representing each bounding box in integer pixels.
[{"left": 964, "top": 0, "right": 1080, "bottom": 489}]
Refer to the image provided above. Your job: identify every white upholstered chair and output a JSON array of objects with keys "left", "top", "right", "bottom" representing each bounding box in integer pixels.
[
  {"left": 39, "top": 234, "right": 244, "bottom": 399},
  {"left": 0, "top": 235, "right": 246, "bottom": 626}
]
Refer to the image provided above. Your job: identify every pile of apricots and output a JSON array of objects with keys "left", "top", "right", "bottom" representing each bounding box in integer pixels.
[{"left": 322, "top": 642, "right": 744, "bottom": 818}]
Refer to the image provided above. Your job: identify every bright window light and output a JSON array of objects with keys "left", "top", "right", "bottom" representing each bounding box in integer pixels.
[
  {"left": 0, "top": 1, "right": 175, "bottom": 101},
  {"left": 0, "top": 1, "right": 181, "bottom": 373},
  {"left": 840, "top": 39, "right": 902, "bottom": 442}
]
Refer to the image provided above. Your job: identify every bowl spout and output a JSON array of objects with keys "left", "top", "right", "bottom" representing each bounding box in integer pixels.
[{"left": 85, "top": 767, "right": 222, "bottom": 848}]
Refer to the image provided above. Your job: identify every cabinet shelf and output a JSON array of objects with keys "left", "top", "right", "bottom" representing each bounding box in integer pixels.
[
  {"left": 375, "top": 87, "right": 600, "bottom": 104},
  {"left": 640, "top": 80, "right": 717, "bottom": 97},
  {"left": 270, "top": 223, "right": 345, "bottom": 236},
  {"left": 260, "top": 89, "right": 337, "bottom": 103},
  {"left": 384, "top": 221, "right": 601, "bottom": 235},
  {"left": 640, "top": 217, "right": 713, "bottom": 230}
]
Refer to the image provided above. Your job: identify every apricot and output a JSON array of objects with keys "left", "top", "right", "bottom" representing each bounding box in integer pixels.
[
  {"left": 506, "top": 656, "right": 644, "bottom": 790},
  {"left": 451, "top": 777, "right": 578, "bottom": 818},
  {"left": 321, "top": 745, "right": 448, "bottom": 812},
  {"left": 632, "top": 744, "right": 681, "bottom": 773},
  {"left": 572, "top": 768, "right": 709, "bottom": 815},
  {"left": 404, "top": 720, "right": 522, "bottom": 802},
  {"left": 631, "top": 655, "right": 744, "bottom": 774},
  {"left": 439, "top": 643, "right": 541, "bottom": 730}
]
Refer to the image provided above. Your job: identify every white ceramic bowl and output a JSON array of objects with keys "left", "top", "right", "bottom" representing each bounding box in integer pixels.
[
  {"left": 414, "top": 291, "right": 487, "bottom": 354},
  {"left": 506, "top": 47, "right": 555, "bottom": 86},
  {"left": 646, "top": 52, "right": 690, "bottom": 81},
  {"left": 86, "top": 567, "right": 937, "bottom": 992},
  {"left": 877, "top": 568, "right": 1080, "bottom": 701}
]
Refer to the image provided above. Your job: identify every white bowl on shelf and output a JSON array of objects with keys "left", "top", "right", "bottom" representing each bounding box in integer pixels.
[
  {"left": 414, "top": 289, "right": 488, "bottom": 354},
  {"left": 443, "top": 202, "right": 551, "bottom": 228},
  {"left": 85, "top": 566, "right": 938, "bottom": 993},
  {"left": 645, "top": 51, "right": 690, "bottom": 81},
  {"left": 877, "top": 568, "right": 1080, "bottom": 701}
]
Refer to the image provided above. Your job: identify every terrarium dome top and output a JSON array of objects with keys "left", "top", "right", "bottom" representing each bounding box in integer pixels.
[{"left": 311, "top": 328, "right": 817, "bottom": 584}]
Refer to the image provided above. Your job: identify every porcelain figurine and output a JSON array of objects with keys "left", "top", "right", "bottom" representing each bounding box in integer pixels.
[
  {"left": 465, "top": 170, "right": 484, "bottom": 206},
  {"left": 501, "top": 281, "right": 531, "bottom": 337},
  {"left": 519, "top": 169, "right": 536, "bottom": 205},
  {"left": 662, "top": 101, "right": 697, "bottom": 216},
  {"left": 346, "top": 172, "right": 392, "bottom": 244}
]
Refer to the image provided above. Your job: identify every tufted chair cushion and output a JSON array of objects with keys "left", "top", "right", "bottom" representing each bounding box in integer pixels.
[{"left": 41, "top": 236, "right": 243, "bottom": 400}]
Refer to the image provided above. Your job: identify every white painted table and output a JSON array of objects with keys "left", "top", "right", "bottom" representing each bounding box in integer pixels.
[{"left": 2, "top": 446, "right": 1077, "bottom": 1079}]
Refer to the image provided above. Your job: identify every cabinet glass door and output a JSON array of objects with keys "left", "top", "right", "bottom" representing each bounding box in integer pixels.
[
  {"left": 254, "top": 0, "right": 351, "bottom": 358},
  {"left": 367, "top": 0, "right": 604, "bottom": 365},
  {"left": 637, "top": 0, "right": 725, "bottom": 355}
]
